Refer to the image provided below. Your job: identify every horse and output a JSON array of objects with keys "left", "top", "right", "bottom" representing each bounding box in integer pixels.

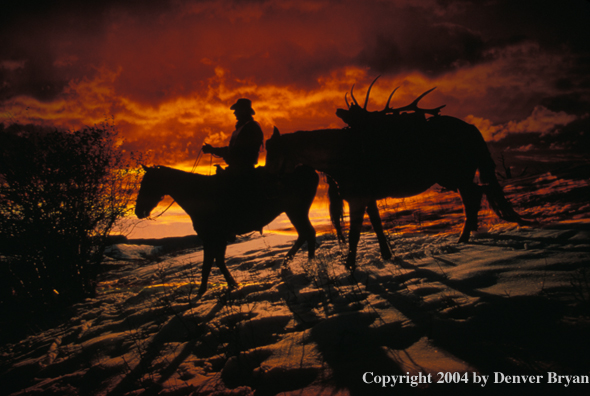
[
  {"left": 135, "top": 165, "right": 319, "bottom": 294},
  {"left": 266, "top": 114, "right": 529, "bottom": 270}
]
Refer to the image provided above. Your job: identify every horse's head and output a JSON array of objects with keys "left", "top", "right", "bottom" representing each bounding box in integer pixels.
[
  {"left": 135, "top": 165, "right": 165, "bottom": 219},
  {"left": 265, "top": 126, "right": 288, "bottom": 174}
]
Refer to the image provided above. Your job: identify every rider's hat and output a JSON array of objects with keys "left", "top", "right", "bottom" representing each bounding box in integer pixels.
[{"left": 230, "top": 98, "right": 255, "bottom": 115}]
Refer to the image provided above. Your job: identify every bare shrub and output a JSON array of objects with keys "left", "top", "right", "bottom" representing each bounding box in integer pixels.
[{"left": 0, "top": 122, "right": 142, "bottom": 309}]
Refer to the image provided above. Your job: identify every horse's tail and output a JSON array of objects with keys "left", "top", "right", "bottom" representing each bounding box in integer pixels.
[
  {"left": 475, "top": 132, "right": 531, "bottom": 226},
  {"left": 326, "top": 175, "right": 346, "bottom": 242}
]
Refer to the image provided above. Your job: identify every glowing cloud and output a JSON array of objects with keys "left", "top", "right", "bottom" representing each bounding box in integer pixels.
[
  {"left": 466, "top": 106, "right": 578, "bottom": 141},
  {"left": 2, "top": 0, "right": 589, "bottom": 238}
]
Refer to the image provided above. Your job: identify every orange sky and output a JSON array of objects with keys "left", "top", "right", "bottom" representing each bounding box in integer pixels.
[{"left": 2, "top": 0, "right": 589, "bottom": 238}]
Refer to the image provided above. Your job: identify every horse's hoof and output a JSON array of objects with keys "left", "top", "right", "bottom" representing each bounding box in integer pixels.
[
  {"left": 348, "top": 268, "right": 359, "bottom": 283},
  {"left": 280, "top": 266, "right": 293, "bottom": 277},
  {"left": 345, "top": 255, "right": 356, "bottom": 271}
]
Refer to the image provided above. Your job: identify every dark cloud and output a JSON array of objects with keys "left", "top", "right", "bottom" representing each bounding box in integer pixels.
[
  {"left": 1, "top": 0, "right": 589, "bottom": 158},
  {"left": 552, "top": 117, "right": 590, "bottom": 153},
  {"left": 225, "top": 41, "right": 350, "bottom": 88},
  {"left": 487, "top": 115, "right": 590, "bottom": 176},
  {"left": 355, "top": 0, "right": 590, "bottom": 77},
  {"left": 350, "top": 2, "right": 488, "bottom": 75},
  {"left": 0, "top": 0, "right": 177, "bottom": 101},
  {"left": 489, "top": 116, "right": 590, "bottom": 155},
  {"left": 356, "top": 23, "right": 486, "bottom": 76},
  {"left": 0, "top": 55, "right": 66, "bottom": 102},
  {"left": 483, "top": 0, "right": 590, "bottom": 53},
  {"left": 0, "top": 0, "right": 174, "bottom": 26},
  {"left": 541, "top": 93, "right": 590, "bottom": 117},
  {"left": 3, "top": 0, "right": 589, "bottom": 100}
]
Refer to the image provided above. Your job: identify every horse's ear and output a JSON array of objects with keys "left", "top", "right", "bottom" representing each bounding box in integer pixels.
[
  {"left": 272, "top": 126, "right": 280, "bottom": 138},
  {"left": 141, "top": 164, "right": 149, "bottom": 171}
]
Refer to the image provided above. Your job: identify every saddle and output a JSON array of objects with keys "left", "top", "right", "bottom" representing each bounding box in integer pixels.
[{"left": 213, "top": 166, "right": 282, "bottom": 236}]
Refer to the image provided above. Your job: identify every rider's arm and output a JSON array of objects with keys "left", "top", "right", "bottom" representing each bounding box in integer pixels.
[{"left": 202, "top": 143, "right": 229, "bottom": 160}]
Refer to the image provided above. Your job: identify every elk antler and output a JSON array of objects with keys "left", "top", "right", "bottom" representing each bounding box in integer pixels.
[
  {"left": 345, "top": 92, "right": 350, "bottom": 109},
  {"left": 349, "top": 75, "right": 381, "bottom": 109},
  {"left": 363, "top": 75, "right": 380, "bottom": 110},
  {"left": 383, "top": 86, "right": 400, "bottom": 112},
  {"left": 350, "top": 84, "right": 359, "bottom": 107},
  {"left": 385, "top": 87, "right": 446, "bottom": 116}
]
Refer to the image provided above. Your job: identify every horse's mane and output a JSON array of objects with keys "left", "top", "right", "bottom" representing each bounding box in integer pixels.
[{"left": 148, "top": 165, "right": 218, "bottom": 192}]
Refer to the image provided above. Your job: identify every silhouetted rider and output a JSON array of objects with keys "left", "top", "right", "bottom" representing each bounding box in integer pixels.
[
  {"left": 202, "top": 98, "right": 265, "bottom": 237},
  {"left": 202, "top": 98, "right": 263, "bottom": 173}
]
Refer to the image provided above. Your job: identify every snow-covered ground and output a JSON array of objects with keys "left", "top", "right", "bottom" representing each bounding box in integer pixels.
[{"left": 2, "top": 220, "right": 590, "bottom": 395}]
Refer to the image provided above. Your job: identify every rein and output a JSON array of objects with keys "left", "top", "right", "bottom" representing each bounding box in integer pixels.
[
  {"left": 148, "top": 148, "right": 204, "bottom": 219},
  {"left": 148, "top": 199, "right": 176, "bottom": 220}
]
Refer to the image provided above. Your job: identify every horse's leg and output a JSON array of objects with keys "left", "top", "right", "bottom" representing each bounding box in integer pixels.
[
  {"left": 284, "top": 210, "right": 317, "bottom": 261},
  {"left": 458, "top": 183, "right": 483, "bottom": 243},
  {"left": 198, "top": 243, "right": 214, "bottom": 295},
  {"left": 305, "top": 218, "right": 317, "bottom": 259},
  {"left": 327, "top": 176, "right": 346, "bottom": 243},
  {"left": 214, "top": 241, "right": 238, "bottom": 289},
  {"left": 284, "top": 237, "right": 304, "bottom": 263},
  {"left": 366, "top": 200, "right": 392, "bottom": 260},
  {"left": 346, "top": 201, "right": 366, "bottom": 271}
]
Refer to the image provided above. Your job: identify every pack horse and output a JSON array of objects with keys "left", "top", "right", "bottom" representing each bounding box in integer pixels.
[{"left": 266, "top": 78, "right": 530, "bottom": 269}]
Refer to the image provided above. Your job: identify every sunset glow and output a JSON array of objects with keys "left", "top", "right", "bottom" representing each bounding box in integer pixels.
[{"left": 2, "top": 0, "right": 589, "bottom": 238}]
